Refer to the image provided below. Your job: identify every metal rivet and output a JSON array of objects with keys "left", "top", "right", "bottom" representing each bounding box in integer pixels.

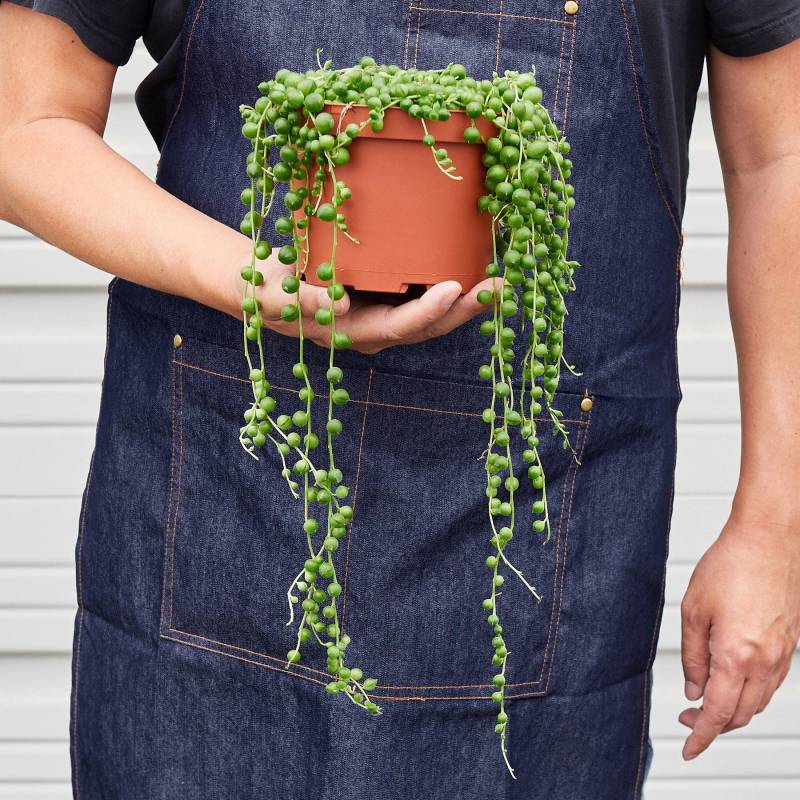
[
  {"left": 173, "top": 333, "right": 183, "bottom": 349},
  {"left": 580, "top": 396, "right": 593, "bottom": 412},
  {"left": 564, "top": 0, "right": 579, "bottom": 14}
]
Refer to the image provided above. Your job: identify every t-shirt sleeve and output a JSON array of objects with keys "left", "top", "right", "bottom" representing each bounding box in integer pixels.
[
  {"left": 705, "top": 0, "right": 800, "bottom": 57},
  {"left": 3, "top": 0, "right": 149, "bottom": 65}
]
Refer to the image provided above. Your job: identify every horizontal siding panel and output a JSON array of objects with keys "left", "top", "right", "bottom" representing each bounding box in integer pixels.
[
  {"left": 0, "top": 787, "right": 71, "bottom": 800},
  {"left": 681, "top": 237, "right": 726, "bottom": 285},
  {"left": 0, "top": 341, "right": 106, "bottom": 382},
  {"left": 668, "top": 494, "right": 731, "bottom": 562},
  {"left": 677, "top": 380, "right": 738, "bottom": 422},
  {"left": 675, "top": 424, "right": 739, "bottom": 495},
  {"left": 0, "top": 385, "right": 100, "bottom": 426},
  {"left": 646, "top": 780, "right": 800, "bottom": 800},
  {"left": 686, "top": 144, "right": 723, "bottom": 190},
  {"left": 677, "top": 334, "right": 736, "bottom": 379},
  {"left": 0, "top": 429, "right": 95, "bottom": 497},
  {"left": 0, "top": 569, "right": 75, "bottom": 609},
  {"left": 682, "top": 192, "right": 727, "bottom": 236},
  {"left": 0, "top": 610, "right": 74, "bottom": 653},
  {"left": 649, "top": 738, "right": 800, "bottom": 779},
  {"left": 0, "top": 290, "right": 106, "bottom": 334},
  {"left": 0, "top": 243, "right": 117, "bottom": 288},
  {"left": 0, "top": 500, "right": 80, "bottom": 565},
  {"left": 0, "top": 743, "right": 69, "bottom": 781}
]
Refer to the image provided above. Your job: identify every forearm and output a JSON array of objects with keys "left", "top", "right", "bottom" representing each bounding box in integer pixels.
[
  {"left": 0, "top": 116, "right": 248, "bottom": 317},
  {"left": 726, "top": 155, "right": 800, "bottom": 529}
]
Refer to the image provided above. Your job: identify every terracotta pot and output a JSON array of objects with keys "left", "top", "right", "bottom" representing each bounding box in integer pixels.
[{"left": 304, "top": 104, "right": 495, "bottom": 294}]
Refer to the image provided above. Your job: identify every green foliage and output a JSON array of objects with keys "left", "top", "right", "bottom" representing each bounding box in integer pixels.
[{"left": 236, "top": 54, "right": 580, "bottom": 777}]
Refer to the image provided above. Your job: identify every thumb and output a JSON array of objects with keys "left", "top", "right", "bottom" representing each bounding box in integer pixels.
[{"left": 681, "top": 594, "right": 711, "bottom": 700}]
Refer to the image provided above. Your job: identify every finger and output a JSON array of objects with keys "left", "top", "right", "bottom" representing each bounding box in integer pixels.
[
  {"left": 380, "top": 280, "right": 463, "bottom": 342},
  {"left": 681, "top": 594, "right": 711, "bottom": 701},
  {"left": 677, "top": 706, "right": 700, "bottom": 729},
  {"left": 682, "top": 666, "right": 745, "bottom": 760},
  {"left": 333, "top": 281, "right": 462, "bottom": 350},
  {"left": 680, "top": 678, "right": 765, "bottom": 734},
  {"left": 723, "top": 676, "right": 768, "bottom": 732},
  {"left": 413, "top": 277, "right": 498, "bottom": 340}
]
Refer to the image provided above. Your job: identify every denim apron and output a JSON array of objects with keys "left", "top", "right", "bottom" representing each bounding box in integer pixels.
[{"left": 70, "top": 1, "right": 682, "bottom": 797}]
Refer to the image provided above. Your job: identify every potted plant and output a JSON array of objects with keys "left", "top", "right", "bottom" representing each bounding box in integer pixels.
[{"left": 236, "top": 54, "right": 580, "bottom": 776}]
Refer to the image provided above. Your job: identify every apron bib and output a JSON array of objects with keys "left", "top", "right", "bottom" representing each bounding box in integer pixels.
[{"left": 70, "top": 1, "right": 682, "bottom": 797}]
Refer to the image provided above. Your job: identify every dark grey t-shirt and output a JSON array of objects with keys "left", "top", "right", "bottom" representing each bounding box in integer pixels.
[{"left": 7, "top": 0, "right": 800, "bottom": 213}]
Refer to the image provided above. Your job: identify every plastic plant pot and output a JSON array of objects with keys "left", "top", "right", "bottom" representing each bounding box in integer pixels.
[{"left": 305, "top": 104, "right": 495, "bottom": 294}]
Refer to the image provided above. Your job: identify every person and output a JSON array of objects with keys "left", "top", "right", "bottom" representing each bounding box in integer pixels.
[{"left": 1, "top": 1, "right": 799, "bottom": 797}]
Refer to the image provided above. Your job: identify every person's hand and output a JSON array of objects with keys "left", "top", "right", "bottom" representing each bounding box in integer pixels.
[
  {"left": 249, "top": 256, "right": 497, "bottom": 354},
  {"left": 679, "top": 510, "right": 800, "bottom": 760}
]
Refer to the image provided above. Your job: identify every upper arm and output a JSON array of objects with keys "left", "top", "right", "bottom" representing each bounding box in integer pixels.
[
  {"left": 708, "top": 39, "right": 800, "bottom": 177},
  {"left": 0, "top": 3, "right": 117, "bottom": 137}
]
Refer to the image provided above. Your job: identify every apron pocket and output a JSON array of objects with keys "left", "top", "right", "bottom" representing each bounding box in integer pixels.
[
  {"left": 159, "top": 334, "right": 593, "bottom": 701},
  {"left": 404, "top": 0, "right": 581, "bottom": 132}
]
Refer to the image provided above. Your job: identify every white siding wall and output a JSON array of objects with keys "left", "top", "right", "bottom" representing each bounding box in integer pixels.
[{"left": 1, "top": 46, "right": 799, "bottom": 798}]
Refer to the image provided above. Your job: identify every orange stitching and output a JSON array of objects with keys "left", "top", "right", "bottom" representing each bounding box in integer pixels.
[
  {"left": 72, "top": 279, "right": 116, "bottom": 800},
  {"left": 553, "top": 16, "right": 567, "bottom": 117},
  {"left": 412, "top": 6, "right": 574, "bottom": 25},
  {"left": 413, "top": 5, "right": 422, "bottom": 68},
  {"left": 173, "top": 360, "right": 249, "bottom": 383},
  {"left": 561, "top": 8, "right": 578, "bottom": 132},
  {"left": 168, "top": 365, "right": 186, "bottom": 629},
  {"left": 173, "top": 358, "right": 589, "bottom": 423},
  {"left": 403, "top": 0, "right": 416, "bottom": 69},
  {"left": 528, "top": 412, "right": 580, "bottom": 684},
  {"left": 494, "top": 0, "right": 504, "bottom": 74},
  {"left": 358, "top": 398, "right": 482, "bottom": 418},
  {"left": 159, "top": 360, "right": 179, "bottom": 629},
  {"left": 168, "top": 627, "right": 332, "bottom": 679},
  {"left": 544, "top": 397, "right": 593, "bottom": 692},
  {"left": 618, "top": 0, "right": 679, "bottom": 236},
  {"left": 157, "top": 0, "right": 206, "bottom": 170},
  {"left": 339, "top": 367, "right": 373, "bottom": 630},
  {"left": 162, "top": 633, "right": 556, "bottom": 701},
  {"left": 161, "top": 634, "right": 330, "bottom": 688}
]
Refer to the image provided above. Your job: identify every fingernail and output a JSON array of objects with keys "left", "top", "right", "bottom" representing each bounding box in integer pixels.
[
  {"left": 684, "top": 751, "right": 697, "bottom": 761},
  {"left": 685, "top": 681, "right": 701, "bottom": 700}
]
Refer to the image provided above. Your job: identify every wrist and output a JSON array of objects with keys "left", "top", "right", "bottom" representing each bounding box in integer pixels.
[
  {"left": 187, "top": 229, "right": 251, "bottom": 319},
  {"left": 728, "top": 485, "right": 800, "bottom": 541}
]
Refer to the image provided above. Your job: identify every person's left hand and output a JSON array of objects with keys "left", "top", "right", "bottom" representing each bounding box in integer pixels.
[{"left": 679, "top": 510, "right": 800, "bottom": 760}]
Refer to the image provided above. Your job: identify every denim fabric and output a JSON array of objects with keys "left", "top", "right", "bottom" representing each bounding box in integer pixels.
[{"left": 70, "top": 1, "right": 682, "bottom": 797}]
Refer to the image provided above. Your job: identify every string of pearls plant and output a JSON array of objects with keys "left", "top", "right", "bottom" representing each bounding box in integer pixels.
[{"left": 237, "top": 53, "right": 580, "bottom": 777}]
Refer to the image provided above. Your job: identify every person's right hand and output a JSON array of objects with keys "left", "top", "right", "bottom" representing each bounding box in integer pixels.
[{"left": 248, "top": 256, "right": 497, "bottom": 355}]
